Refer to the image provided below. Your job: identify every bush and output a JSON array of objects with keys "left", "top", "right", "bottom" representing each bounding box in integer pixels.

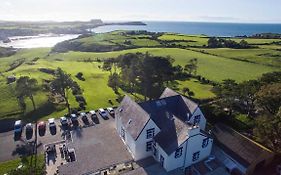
[{"left": 75, "top": 72, "right": 85, "bottom": 81}]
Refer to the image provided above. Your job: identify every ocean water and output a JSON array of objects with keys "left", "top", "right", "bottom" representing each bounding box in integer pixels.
[
  {"left": 93, "top": 21, "right": 281, "bottom": 37},
  {"left": 0, "top": 34, "right": 79, "bottom": 48}
]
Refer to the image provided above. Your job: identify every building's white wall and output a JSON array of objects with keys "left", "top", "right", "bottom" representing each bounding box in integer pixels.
[
  {"left": 189, "top": 108, "right": 206, "bottom": 130},
  {"left": 134, "top": 119, "right": 160, "bottom": 160},
  {"left": 184, "top": 134, "right": 213, "bottom": 167},
  {"left": 116, "top": 115, "right": 136, "bottom": 159}
]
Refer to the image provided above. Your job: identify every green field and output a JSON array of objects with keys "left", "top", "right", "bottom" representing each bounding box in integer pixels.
[
  {"left": 0, "top": 31, "right": 280, "bottom": 121},
  {"left": 0, "top": 154, "right": 44, "bottom": 175},
  {"left": 193, "top": 47, "right": 281, "bottom": 67}
]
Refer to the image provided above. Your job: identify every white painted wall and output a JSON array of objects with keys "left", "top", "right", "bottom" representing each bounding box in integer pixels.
[
  {"left": 189, "top": 108, "right": 206, "bottom": 130},
  {"left": 184, "top": 134, "right": 213, "bottom": 167},
  {"left": 134, "top": 119, "right": 160, "bottom": 160},
  {"left": 116, "top": 115, "right": 136, "bottom": 159}
]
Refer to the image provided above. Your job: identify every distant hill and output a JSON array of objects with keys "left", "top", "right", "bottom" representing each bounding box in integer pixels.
[{"left": 0, "top": 20, "right": 146, "bottom": 40}]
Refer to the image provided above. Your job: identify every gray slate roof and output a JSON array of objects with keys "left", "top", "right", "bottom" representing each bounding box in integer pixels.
[
  {"left": 117, "top": 88, "right": 202, "bottom": 155},
  {"left": 116, "top": 96, "right": 150, "bottom": 140},
  {"left": 160, "top": 87, "right": 198, "bottom": 114}
]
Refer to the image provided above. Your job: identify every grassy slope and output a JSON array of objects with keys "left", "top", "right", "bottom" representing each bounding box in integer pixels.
[
  {"left": 193, "top": 48, "right": 281, "bottom": 67},
  {"left": 0, "top": 32, "right": 280, "bottom": 121},
  {"left": 48, "top": 48, "right": 278, "bottom": 82}
]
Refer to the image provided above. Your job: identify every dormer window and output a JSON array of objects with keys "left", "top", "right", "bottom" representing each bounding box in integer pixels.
[
  {"left": 194, "top": 115, "right": 200, "bottom": 125},
  {"left": 146, "top": 128, "right": 155, "bottom": 139}
]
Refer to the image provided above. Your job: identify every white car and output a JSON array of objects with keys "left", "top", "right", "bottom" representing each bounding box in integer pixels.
[
  {"left": 89, "top": 110, "right": 96, "bottom": 116},
  {"left": 48, "top": 118, "right": 56, "bottom": 128},
  {"left": 80, "top": 112, "right": 86, "bottom": 117},
  {"left": 98, "top": 108, "right": 108, "bottom": 118},
  {"left": 106, "top": 107, "right": 115, "bottom": 116},
  {"left": 14, "top": 120, "right": 22, "bottom": 133},
  {"left": 60, "top": 116, "right": 68, "bottom": 126}
]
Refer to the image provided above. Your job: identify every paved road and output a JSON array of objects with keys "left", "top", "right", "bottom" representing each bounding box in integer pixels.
[{"left": 0, "top": 111, "right": 115, "bottom": 162}]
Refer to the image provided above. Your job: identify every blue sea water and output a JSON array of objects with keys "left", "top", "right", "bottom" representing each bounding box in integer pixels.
[{"left": 93, "top": 21, "right": 281, "bottom": 37}]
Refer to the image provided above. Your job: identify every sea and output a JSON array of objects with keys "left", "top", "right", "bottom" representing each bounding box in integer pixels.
[
  {"left": 93, "top": 21, "right": 281, "bottom": 37},
  {"left": 1, "top": 21, "right": 281, "bottom": 48}
]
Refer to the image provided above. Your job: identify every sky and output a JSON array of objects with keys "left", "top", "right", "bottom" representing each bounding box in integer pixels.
[{"left": 0, "top": 0, "right": 281, "bottom": 23}]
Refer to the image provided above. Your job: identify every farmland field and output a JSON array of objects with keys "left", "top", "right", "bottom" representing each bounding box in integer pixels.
[{"left": 0, "top": 31, "right": 280, "bottom": 121}]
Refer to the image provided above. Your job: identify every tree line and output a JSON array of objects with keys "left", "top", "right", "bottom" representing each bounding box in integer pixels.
[
  {"left": 14, "top": 68, "right": 84, "bottom": 118},
  {"left": 103, "top": 52, "right": 201, "bottom": 101},
  {"left": 207, "top": 37, "right": 251, "bottom": 49},
  {"left": 211, "top": 71, "right": 281, "bottom": 152}
]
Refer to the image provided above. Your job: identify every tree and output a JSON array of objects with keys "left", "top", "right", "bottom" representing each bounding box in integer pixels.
[
  {"left": 184, "top": 58, "right": 198, "bottom": 75},
  {"left": 108, "top": 72, "right": 120, "bottom": 93},
  {"left": 254, "top": 83, "right": 281, "bottom": 115},
  {"left": 208, "top": 37, "right": 220, "bottom": 48},
  {"left": 51, "top": 68, "right": 79, "bottom": 114},
  {"left": 254, "top": 107, "right": 281, "bottom": 153},
  {"left": 213, "top": 79, "right": 238, "bottom": 116},
  {"left": 238, "top": 80, "right": 261, "bottom": 116},
  {"left": 15, "top": 76, "right": 38, "bottom": 111},
  {"left": 182, "top": 87, "right": 190, "bottom": 96},
  {"left": 17, "top": 96, "right": 27, "bottom": 114},
  {"left": 116, "top": 52, "right": 175, "bottom": 100}
]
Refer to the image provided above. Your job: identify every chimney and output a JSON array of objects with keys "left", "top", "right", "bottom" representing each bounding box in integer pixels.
[{"left": 187, "top": 125, "right": 200, "bottom": 137}]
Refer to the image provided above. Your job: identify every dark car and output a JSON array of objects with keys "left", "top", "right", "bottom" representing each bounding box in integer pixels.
[
  {"left": 25, "top": 123, "right": 33, "bottom": 139},
  {"left": 71, "top": 114, "right": 79, "bottom": 127},
  {"left": 89, "top": 110, "right": 99, "bottom": 123},
  {"left": 38, "top": 121, "right": 46, "bottom": 136},
  {"left": 81, "top": 113, "right": 89, "bottom": 125},
  {"left": 14, "top": 120, "right": 22, "bottom": 140},
  {"left": 60, "top": 117, "right": 68, "bottom": 130}
]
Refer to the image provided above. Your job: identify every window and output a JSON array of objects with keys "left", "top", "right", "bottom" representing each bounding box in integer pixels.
[
  {"left": 146, "top": 128, "right": 155, "bottom": 139},
  {"left": 202, "top": 138, "right": 209, "bottom": 148},
  {"left": 192, "top": 151, "right": 200, "bottom": 161},
  {"left": 174, "top": 147, "right": 183, "bottom": 158},
  {"left": 121, "top": 127, "right": 125, "bottom": 140},
  {"left": 194, "top": 115, "right": 201, "bottom": 124},
  {"left": 146, "top": 141, "right": 153, "bottom": 151}
]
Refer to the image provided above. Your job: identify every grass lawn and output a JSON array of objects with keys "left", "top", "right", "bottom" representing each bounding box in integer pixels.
[
  {"left": 0, "top": 154, "right": 44, "bottom": 175},
  {"left": 194, "top": 48, "right": 281, "bottom": 67},
  {"left": 177, "top": 78, "right": 215, "bottom": 99},
  {"left": 0, "top": 31, "right": 279, "bottom": 121},
  {"left": 158, "top": 33, "right": 209, "bottom": 47}
]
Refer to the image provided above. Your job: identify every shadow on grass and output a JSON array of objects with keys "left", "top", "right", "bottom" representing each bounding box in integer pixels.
[
  {"left": 22, "top": 102, "right": 61, "bottom": 122},
  {"left": 12, "top": 142, "right": 33, "bottom": 157}
]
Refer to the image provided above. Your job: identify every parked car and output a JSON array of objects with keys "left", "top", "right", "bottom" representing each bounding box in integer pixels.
[
  {"left": 98, "top": 108, "right": 108, "bottom": 119},
  {"left": 48, "top": 118, "right": 56, "bottom": 134},
  {"left": 48, "top": 118, "right": 56, "bottom": 129},
  {"left": 25, "top": 123, "right": 33, "bottom": 135},
  {"left": 14, "top": 120, "right": 22, "bottom": 134},
  {"left": 38, "top": 121, "right": 46, "bottom": 135},
  {"left": 107, "top": 107, "right": 115, "bottom": 116},
  {"left": 89, "top": 110, "right": 99, "bottom": 123},
  {"left": 71, "top": 114, "right": 79, "bottom": 126},
  {"left": 80, "top": 113, "right": 89, "bottom": 124},
  {"left": 60, "top": 116, "right": 68, "bottom": 127}
]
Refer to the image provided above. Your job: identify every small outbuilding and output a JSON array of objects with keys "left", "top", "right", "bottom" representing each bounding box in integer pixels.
[{"left": 212, "top": 123, "right": 275, "bottom": 175}]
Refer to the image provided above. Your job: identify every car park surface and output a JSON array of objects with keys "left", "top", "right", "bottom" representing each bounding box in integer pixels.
[{"left": 0, "top": 108, "right": 116, "bottom": 163}]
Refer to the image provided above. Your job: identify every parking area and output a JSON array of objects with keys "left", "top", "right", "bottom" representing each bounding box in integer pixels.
[
  {"left": 0, "top": 108, "right": 116, "bottom": 163},
  {"left": 57, "top": 117, "right": 133, "bottom": 175}
]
